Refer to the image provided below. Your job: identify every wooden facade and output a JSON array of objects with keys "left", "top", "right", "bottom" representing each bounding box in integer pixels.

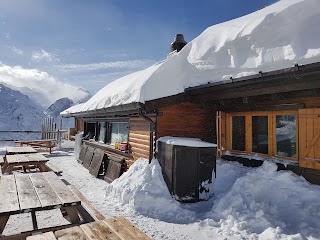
[
  {"left": 157, "top": 102, "right": 215, "bottom": 143},
  {"left": 128, "top": 116, "right": 154, "bottom": 166},
  {"left": 69, "top": 62, "right": 320, "bottom": 184},
  {"left": 186, "top": 62, "right": 320, "bottom": 176}
]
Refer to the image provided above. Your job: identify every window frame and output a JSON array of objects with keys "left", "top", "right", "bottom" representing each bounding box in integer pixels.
[
  {"left": 84, "top": 119, "right": 129, "bottom": 148},
  {"left": 226, "top": 110, "right": 298, "bottom": 161}
]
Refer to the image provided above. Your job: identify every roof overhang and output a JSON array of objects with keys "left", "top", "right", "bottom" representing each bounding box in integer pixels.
[
  {"left": 61, "top": 102, "right": 145, "bottom": 118},
  {"left": 185, "top": 62, "right": 320, "bottom": 101}
]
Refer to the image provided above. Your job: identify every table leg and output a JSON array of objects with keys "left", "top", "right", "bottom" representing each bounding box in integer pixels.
[
  {"left": 31, "top": 211, "right": 38, "bottom": 230},
  {"left": 61, "top": 206, "right": 80, "bottom": 224},
  {"left": 0, "top": 216, "right": 9, "bottom": 234},
  {"left": 38, "top": 163, "right": 49, "bottom": 172},
  {"left": 2, "top": 162, "right": 8, "bottom": 174},
  {"left": 6, "top": 165, "right": 14, "bottom": 174}
]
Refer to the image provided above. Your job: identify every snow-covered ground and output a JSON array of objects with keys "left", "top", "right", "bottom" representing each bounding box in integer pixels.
[{"left": 2, "top": 140, "right": 320, "bottom": 240}]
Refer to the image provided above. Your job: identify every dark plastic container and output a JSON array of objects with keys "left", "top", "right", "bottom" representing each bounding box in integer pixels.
[{"left": 157, "top": 140, "right": 216, "bottom": 202}]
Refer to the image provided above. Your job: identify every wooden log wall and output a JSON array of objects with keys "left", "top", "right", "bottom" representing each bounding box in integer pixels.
[
  {"left": 157, "top": 102, "right": 216, "bottom": 143},
  {"left": 75, "top": 117, "right": 84, "bottom": 133},
  {"left": 128, "top": 116, "right": 155, "bottom": 166}
]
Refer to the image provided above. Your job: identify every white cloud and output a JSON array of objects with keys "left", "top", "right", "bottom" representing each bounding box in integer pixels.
[
  {"left": 31, "top": 49, "right": 60, "bottom": 62},
  {"left": 55, "top": 60, "right": 154, "bottom": 72},
  {"left": 10, "top": 45, "right": 23, "bottom": 55},
  {"left": 0, "top": 63, "right": 89, "bottom": 107}
]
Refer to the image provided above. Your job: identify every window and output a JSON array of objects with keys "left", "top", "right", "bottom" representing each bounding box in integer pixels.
[
  {"left": 275, "top": 115, "right": 296, "bottom": 157},
  {"left": 109, "top": 122, "right": 129, "bottom": 144},
  {"left": 232, "top": 116, "right": 245, "bottom": 151},
  {"left": 97, "top": 122, "right": 107, "bottom": 143},
  {"left": 226, "top": 111, "right": 297, "bottom": 160},
  {"left": 84, "top": 120, "right": 129, "bottom": 149},
  {"left": 252, "top": 116, "right": 268, "bottom": 154},
  {"left": 84, "top": 122, "right": 96, "bottom": 140}
]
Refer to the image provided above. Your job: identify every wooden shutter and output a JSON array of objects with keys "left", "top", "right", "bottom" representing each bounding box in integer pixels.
[{"left": 298, "top": 108, "right": 320, "bottom": 170}]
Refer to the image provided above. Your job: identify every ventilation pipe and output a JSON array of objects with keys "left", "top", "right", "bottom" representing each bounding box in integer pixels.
[{"left": 170, "top": 34, "right": 187, "bottom": 52}]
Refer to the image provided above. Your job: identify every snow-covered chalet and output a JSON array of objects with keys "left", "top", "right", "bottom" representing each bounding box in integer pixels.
[{"left": 61, "top": 0, "right": 320, "bottom": 184}]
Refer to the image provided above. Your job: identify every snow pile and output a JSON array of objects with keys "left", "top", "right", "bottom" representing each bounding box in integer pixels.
[
  {"left": 62, "top": 0, "right": 320, "bottom": 116},
  {"left": 106, "top": 158, "right": 320, "bottom": 239},
  {"left": 105, "top": 159, "right": 195, "bottom": 222},
  {"left": 206, "top": 161, "right": 320, "bottom": 239},
  {"left": 157, "top": 136, "right": 217, "bottom": 148}
]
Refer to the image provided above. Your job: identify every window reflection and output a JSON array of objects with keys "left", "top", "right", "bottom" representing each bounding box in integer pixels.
[
  {"left": 98, "top": 122, "right": 107, "bottom": 143},
  {"left": 252, "top": 116, "right": 268, "bottom": 154},
  {"left": 275, "top": 115, "right": 296, "bottom": 157},
  {"left": 110, "top": 122, "right": 128, "bottom": 144},
  {"left": 232, "top": 116, "right": 245, "bottom": 151}
]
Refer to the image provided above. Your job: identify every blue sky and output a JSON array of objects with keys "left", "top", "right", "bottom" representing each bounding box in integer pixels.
[{"left": 0, "top": 0, "right": 276, "bottom": 95}]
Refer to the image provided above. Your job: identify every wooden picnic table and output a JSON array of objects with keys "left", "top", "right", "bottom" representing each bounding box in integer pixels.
[
  {"left": 15, "top": 140, "right": 57, "bottom": 154},
  {"left": 6, "top": 146, "right": 37, "bottom": 155},
  {"left": 26, "top": 217, "right": 152, "bottom": 240},
  {"left": 1, "top": 153, "right": 49, "bottom": 174},
  {"left": 0, "top": 172, "right": 82, "bottom": 235}
]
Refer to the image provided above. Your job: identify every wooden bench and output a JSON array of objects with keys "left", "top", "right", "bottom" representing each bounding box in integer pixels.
[
  {"left": 45, "top": 161, "right": 63, "bottom": 175},
  {"left": 26, "top": 217, "right": 152, "bottom": 240}
]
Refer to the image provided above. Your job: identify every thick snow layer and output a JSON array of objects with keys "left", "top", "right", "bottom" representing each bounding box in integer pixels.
[
  {"left": 3, "top": 141, "right": 320, "bottom": 240},
  {"left": 63, "top": 0, "right": 320, "bottom": 115},
  {"left": 157, "top": 136, "right": 217, "bottom": 148},
  {"left": 106, "top": 159, "right": 196, "bottom": 222},
  {"left": 60, "top": 103, "right": 85, "bottom": 116}
]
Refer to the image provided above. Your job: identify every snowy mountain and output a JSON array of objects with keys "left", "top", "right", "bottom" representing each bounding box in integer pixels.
[
  {"left": 64, "top": 0, "right": 320, "bottom": 115},
  {"left": 0, "top": 64, "right": 91, "bottom": 107},
  {"left": 45, "top": 98, "right": 74, "bottom": 118},
  {"left": 0, "top": 84, "right": 45, "bottom": 141},
  {"left": 44, "top": 97, "right": 75, "bottom": 129}
]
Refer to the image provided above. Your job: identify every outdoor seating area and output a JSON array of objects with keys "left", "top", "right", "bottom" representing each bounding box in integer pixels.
[
  {"left": 15, "top": 140, "right": 57, "bottom": 154},
  {"left": 0, "top": 143, "right": 151, "bottom": 239}
]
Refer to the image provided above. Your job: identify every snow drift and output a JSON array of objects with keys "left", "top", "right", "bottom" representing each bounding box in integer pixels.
[
  {"left": 63, "top": 0, "right": 320, "bottom": 115},
  {"left": 105, "top": 159, "right": 196, "bottom": 223},
  {"left": 208, "top": 161, "right": 320, "bottom": 239},
  {"left": 105, "top": 158, "right": 320, "bottom": 239}
]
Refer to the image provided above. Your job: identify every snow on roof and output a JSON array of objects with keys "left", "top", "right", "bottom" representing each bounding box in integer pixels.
[
  {"left": 60, "top": 103, "right": 85, "bottom": 117},
  {"left": 63, "top": 0, "right": 320, "bottom": 116}
]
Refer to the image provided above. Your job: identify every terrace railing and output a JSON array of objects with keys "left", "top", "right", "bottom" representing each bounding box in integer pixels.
[{"left": 0, "top": 130, "right": 66, "bottom": 143}]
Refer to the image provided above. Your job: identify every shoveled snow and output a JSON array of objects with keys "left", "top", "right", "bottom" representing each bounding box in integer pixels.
[
  {"left": 3, "top": 141, "right": 320, "bottom": 240},
  {"left": 157, "top": 136, "right": 217, "bottom": 148},
  {"left": 62, "top": 0, "right": 320, "bottom": 116}
]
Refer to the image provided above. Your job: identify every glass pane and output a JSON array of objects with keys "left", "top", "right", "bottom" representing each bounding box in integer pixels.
[
  {"left": 98, "top": 122, "right": 107, "bottom": 143},
  {"left": 232, "top": 116, "right": 245, "bottom": 151},
  {"left": 110, "top": 122, "right": 128, "bottom": 143},
  {"left": 275, "top": 115, "right": 296, "bottom": 158},
  {"left": 84, "top": 123, "right": 95, "bottom": 140},
  {"left": 252, "top": 116, "right": 268, "bottom": 154}
]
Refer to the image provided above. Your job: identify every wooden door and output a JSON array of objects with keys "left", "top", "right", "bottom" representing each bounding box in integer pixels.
[{"left": 298, "top": 108, "right": 320, "bottom": 170}]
